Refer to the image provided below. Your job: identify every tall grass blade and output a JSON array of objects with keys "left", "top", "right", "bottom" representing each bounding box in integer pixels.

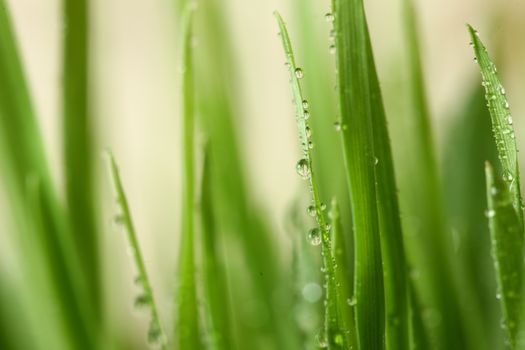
[
  {"left": 408, "top": 281, "right": 430, "bottom": 350},
  {"left": 400, "top": 1, "right": 470, "bottom": 348},
  {"left": 275, "top": 12, "right": 353, "bottom": 349},
  {"left": 442, "top": 86, "right": 501, "bottom": 348},
  {"left": 329, "top": 197, "right": 357, "bottom": 349},
  {"left": 192, "top": 1, "right": 294, "bottom": 347},
  {"left": 484, "top": 162, "right": 524, "bottom": 349},
  {"left": 330, "top": 0, "right": 404, "bottom": 347},
  {"left": 105, "top": 153, "right": 168, "bottom": 349},
  {"left": 63, "top": 0, "right": 100, "bottom": 315},
  {"left": 468, "top": 25, "right": 523, "bottom": 226},
  {"left": 200, "top": 146, "right": 233, "bottom": 350},
  {"left": 173, "top": 5, "right": 200, "bottom": 349}
]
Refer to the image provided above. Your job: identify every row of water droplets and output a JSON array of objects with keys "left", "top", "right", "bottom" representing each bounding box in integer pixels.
[
  {"left": 472, "top": 31, "right": 517, "bottom": 186},
  {"left": 287, "top": 43, "right": 350, "bottom": 350},
  {"left": 112, "top": 197, "right": 166, "bottom": 346}
]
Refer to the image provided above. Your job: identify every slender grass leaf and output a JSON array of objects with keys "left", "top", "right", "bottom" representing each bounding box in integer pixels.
[
  {"left": 192, "top": 2, "right": 295, "bottom": 348},
  {"left": 484, "top": 162, "right": 524, "bottom": 349},
  {"left": 400, "top": 1, "right": 470, "bottom": 348},
  {"left": 63, "top": 0, "right": 100, "bottom": 315},
  {"left": 329, "top": 0, "right": 389, "bottom": 347},
  {"left": 442, "top": 86, "right": 502, "bottom": 349},
  {"left": 200, "top": 146, "right": 233, "bottom": 350},
  {"left": 26, "top": 176, "right": 96, "bottom": 350},
  {"left": 329, "top": 197, "right": 357, "bottom": 349},
  {"left": 275, "top": 12, "right": 352, "bottom": 349},
  {"left": 105, "top": 152, "right": 168, "bottom": 349},
  {"left": 468, "top": 25, "right": 523, "bottom": 226},
  {"left": 408, "top": 280, "right": 430, "bottom": 350},
  {"left": 174, "top": 5, "right": 200, "bottom": 349}
]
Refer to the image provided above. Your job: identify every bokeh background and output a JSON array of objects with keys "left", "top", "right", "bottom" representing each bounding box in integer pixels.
[{"left": 2, "top": 0, "right": 525, "bottom": 348}]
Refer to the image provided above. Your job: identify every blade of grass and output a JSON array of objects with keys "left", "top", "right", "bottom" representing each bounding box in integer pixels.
[
  {"left": 408, "top": 280, "right": 430, "bottom": 350},
  {"left": 105, "top": 152, "right": 168, "bottom": 349},
  {"left": 399, "top": 1, "right": 472, "bottom": 348},
  {"left": 200, "top": 145, "right": 234, "bottom": 350},
  {"left": 330, "top": 0, "right": 405, "bottom": 347},
  {"left": 275, "top": 12, "right": 354, "bottom": 349},
  {"left": 485, "top": 162, "right": 524, "bottom": 349},
  {"left": 190, "top": 1, "right": 296, "bottom": 347},
  {"left": 63, "top": 0, "right": 100, "bottom": 316},
  {"left": 329, "top": 197, "right": 357, "bottom": 349},
  {"left": 468, "top": 25, "right": 523, "bottom": 226},
  {"left": 174, "top": 5, "right": 200, "bottom": 349},
  {"left": 442, "top": 86, "right": 502, "bottom": 349}
]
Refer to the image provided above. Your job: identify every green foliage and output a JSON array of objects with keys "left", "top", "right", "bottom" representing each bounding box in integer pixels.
[{"left": 1, "top": 1, "right": 525, "bottom": 350}]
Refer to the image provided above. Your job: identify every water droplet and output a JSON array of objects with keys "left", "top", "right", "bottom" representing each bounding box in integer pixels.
[
  {"left": 113, "top": 213, "right": 125, "bottom": 225},
  {"left": 302, "top": 282, "right": 322, "bottom": 303},
  {"left": 147, "top": 319, "right": 162, "bottom": 344},
  {"left": 374, "top": 157, "right": 379, "bottom": 165},
  {"left": 320, "top": 203, "right": 327, "bottom": 211},
  {"left": 302, "top": 99, "right": 309, "bottom": 109},
  {"left": 307, "top": 205, "right": 316, "bottom": 217},
  {"left": 294, "top": 67, "right": 304, "bottom": 79},
  {"left": 134, "top": 293, "right": 151, "bottom": 309},
  {"left": 303, "top": 110, "right": 310, "bottom": 120},
  {"left": 334, "top": 333, "right": 344, "bottom": 345},
  {"left": 347, "top": 297, "right": 357, "bottom": 306},
  {"left": 485, "top": 209, "right": 496, "bottom": 218},
  {"left": 308, "top": 141, "right": 315, "bottom": 149},
  {"left": 308, "top": 228, "right": 322, "bottom": 246},
  {"left": 503, "top": 171, "right": 514, "bottom": 182},
  {"left": 504, "top": 101, "right": 510, "bottom": 109},
  {"left": 329, "top": 45, "right": 336, "bottom": 54},
  {"left": 500, "top": 86, "right": 506, "bottom": 95},
  {"left": 507, "top": 115, "right": 513, "bottom": 125},
  {"left": 496, "top": 293, "right": 502, "bottom": 300},
  {"left": 491, "top": 186, "right": 498, "bottom": 196},
  {"left": 325, "top": 13, "right": 334, "bottom": 22},
  {"left": 296, "top": 159, "right": 311, "bottom": 180},
  {"left": 334, "top": 121, "right": 342, "bottom": 132},
  {"left": 305, "top": 126, "right": 312, "bottom": 138}
]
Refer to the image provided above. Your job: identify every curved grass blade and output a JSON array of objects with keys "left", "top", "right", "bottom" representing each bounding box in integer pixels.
[
  {"left": 485, "top": 162, "right": 524, "bottom": 349},
  {"left": 200, "top": 146, "right": 233, "bottom": 350},
  {"left": 275, "top": 12, "right": 354, "bottom": 349},
  {"left": 468, "top": 25, "right": 523, "bottom": 226},
  {"left": 173, "top": 5, "right": 200, "bottom": 349},
  {"left": 105, "top": 153, "right": 168, "bottom": 349},
  {"left": 408, "top": 280, "right": 430, "bottom": 350},
  {"left": 63, "top": 0, "right": 100, "bottom": 315}
]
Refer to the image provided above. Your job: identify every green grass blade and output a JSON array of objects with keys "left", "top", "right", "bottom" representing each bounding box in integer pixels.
[
  {"left": 399, "top": 1, "right": 470, "bottom": 348},
  {"left": 360, "top": 18, "right": 410, "bottom": 350},
  {"left": 193, "top": 2, "right": 295, "bottom": 348},
  {"left": 468, "top": 25, "right": 523, "bottom": 226},
  {"left": 442, "top": 86, "right": 502, "bottom": 349},
  {"left": 26, "top": 176, "right": 96, "bottom": 350},
  {"left": 63, "top": 0, "right": 100, "bottom": 315},
  {"left": 330, "top": 197, "right": 357, "bottom": 349},
  {"left": 200, "top": 146, "right": 233, "bottom": 350},
  {"left": 275, "top": 12, "right": 352, "bottom": 349},
  {"left": 174, "top": 5, "right": 200, "bottom": 349},
  {"left": 408, "top": 280, "right": 430, "bottom": 350},
  {"left": 485, "top": 162, "right": 524, "bottom": 349},
  {"left": 329, "top": 0, "right": 386, "bottom": 348},
  {"left": 105, "top": 153, "right": 168, "bottom": 349}
]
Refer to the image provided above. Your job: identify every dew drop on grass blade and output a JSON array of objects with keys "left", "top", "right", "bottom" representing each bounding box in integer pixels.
[
  {"left": 274, "top": 12, "right": 354, "bottom": 350},
  {"left": 105, "top": 153, "right": 168, "bottom": 349},
  {"left": 468, "top": 25, "right": 524, "bottom": 227}
]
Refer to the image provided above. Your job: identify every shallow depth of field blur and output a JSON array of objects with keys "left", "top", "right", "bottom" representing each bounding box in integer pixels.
[{"left": 2, "top": 0, "right": 525, "bottom": 349}]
